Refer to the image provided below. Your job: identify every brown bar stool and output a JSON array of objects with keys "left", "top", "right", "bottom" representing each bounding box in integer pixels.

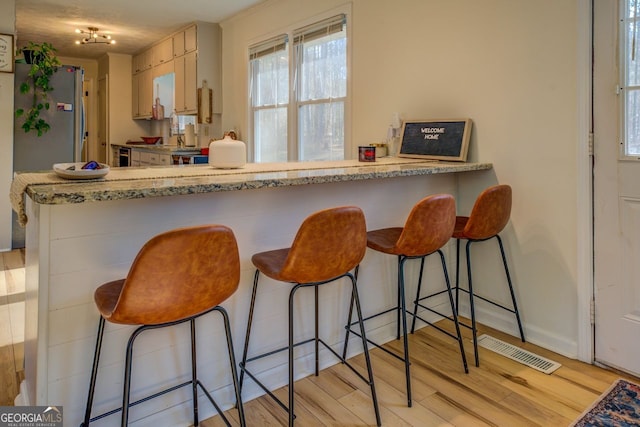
[
  {"left": 452, "top": 184, "right": 525, "bottom": 366},
  {"left": 239, "top": 206, "right": 381, "bottom": 427},
  {"left": 343, "top": 194, "right": 468, "bottom": 408},
  {"left": 81, "top": 225, "right": 246, "bottom": 427}
]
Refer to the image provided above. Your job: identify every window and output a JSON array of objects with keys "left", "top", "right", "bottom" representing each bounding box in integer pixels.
[
  {"left": 250, "top": 14, "right": 348, "bottom": 162},
  {"left": 622, "top": 0, "right": 640, "bottom": 156},
  {"left": 249, "top": 35, "right": 289, "bottom": 162}
]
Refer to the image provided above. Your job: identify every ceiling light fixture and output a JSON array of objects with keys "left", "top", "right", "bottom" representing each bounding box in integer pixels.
[{"left": 75, "top": 27, "right": 116, "bottom": 45}]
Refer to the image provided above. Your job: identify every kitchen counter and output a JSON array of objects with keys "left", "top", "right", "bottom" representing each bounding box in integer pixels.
[
  {"left": 14, "top": 157, "right": 493, "bottom": 426},
  {"left": 17, "top": 157, "right": 491, "bottom": 207}
]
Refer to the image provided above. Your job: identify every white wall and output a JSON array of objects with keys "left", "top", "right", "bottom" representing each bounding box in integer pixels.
[
  {"left": 99, "top": 53, "right": 149, "bottom": 146},
  {"left": 0, "top": 0, "right": 15, "bottom": 251},
  {"left": 221, "top": 0, "right": 585, "bottom": 357}
]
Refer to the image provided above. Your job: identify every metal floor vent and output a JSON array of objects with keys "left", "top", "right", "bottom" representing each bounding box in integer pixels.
[{"left": 477, "top": 334, "right": 561, "bottom": 374}]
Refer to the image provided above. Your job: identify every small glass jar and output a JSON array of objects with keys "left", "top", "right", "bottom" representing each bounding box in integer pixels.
[{"left": 358, "top": 146, "right": 376, "bottom": 162}]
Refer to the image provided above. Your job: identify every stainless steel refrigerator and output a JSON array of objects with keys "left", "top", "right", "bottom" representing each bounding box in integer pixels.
[{"left": 12, "top": 63, "right": 84, "bottom": 248}]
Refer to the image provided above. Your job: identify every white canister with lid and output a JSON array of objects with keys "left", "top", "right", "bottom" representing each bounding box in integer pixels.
[{"left": 209, "top": 135, "right": 246, "bottom": 169}]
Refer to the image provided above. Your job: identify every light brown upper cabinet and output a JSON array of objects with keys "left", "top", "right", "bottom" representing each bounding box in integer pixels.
[
  {"left": 173, "top": 25, "right": 197, "bottom": 58},
  {"left": 174, "top": 51, "right": 197, "bottom": 114},
  {"left": 131, "top": 69, "right": 153, "bottom": 120},
  {"left": 132, "top": 49, "right": 152, "bottom": 74},
  {"left": 153, "top": 38, "right": 174, "bottom": 67}
]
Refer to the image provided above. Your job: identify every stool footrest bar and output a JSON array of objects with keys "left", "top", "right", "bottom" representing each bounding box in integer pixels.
[
  {"left": 453, "top": 287, "right": 518, "bottom": 314},
  {"left": 244, "top": 337, "right": 317, "bottom": 365},
  {"left": 345, "top": 327, "right": 410, "bottom": 364}
]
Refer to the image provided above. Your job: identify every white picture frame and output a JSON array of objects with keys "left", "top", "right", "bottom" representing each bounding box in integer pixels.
[{"left": 0, "top": 34, "right": 14, "bottom": 73}]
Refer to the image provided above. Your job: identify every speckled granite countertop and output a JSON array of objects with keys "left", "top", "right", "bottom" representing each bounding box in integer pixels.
[{"left": 17, "top": 158, "right": 492, "bottom": 207}]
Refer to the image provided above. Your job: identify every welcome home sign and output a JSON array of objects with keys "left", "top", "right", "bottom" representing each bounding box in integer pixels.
[{"left": 398, "top": 118, "right": 472, "bottom": 162}]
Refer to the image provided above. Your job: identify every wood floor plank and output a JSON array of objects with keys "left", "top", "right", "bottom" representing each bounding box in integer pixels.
[
  {"left": 325, "top": 357, "right": 442, "bottom": 426},
  {"left": 288, "top": 376, "right": 368, "bottom": 425},
  {"left": 2, "top": 249, "right": 25, "bottom": 296},
  {"left": 419, "top": 392, "right": 494, "bottom": 427},
  {"left": 0, "top": 344, "right": 18, "bottom": 405},
  {"left": 200, "top": 399, "right": 270, "bottom": 427}
]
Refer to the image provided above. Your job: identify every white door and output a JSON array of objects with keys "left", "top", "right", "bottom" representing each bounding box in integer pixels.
[{"left": 594, "top": 0, "right": 640, "bottom": 376}]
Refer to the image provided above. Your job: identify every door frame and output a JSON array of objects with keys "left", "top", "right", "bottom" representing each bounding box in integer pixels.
[{"left": 577, "top": 0, "right": 594, "bottom": 364}]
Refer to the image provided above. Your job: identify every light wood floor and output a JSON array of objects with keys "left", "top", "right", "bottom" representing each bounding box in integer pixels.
[
  {"left": 2, "top": 249, "right": 638, "bottom": 425},
  {"left": 0, "top": 249, "right": 24, "bottom": 406},
  {"left": 200, "top": 320, "right": 640, "bottom": 427}
]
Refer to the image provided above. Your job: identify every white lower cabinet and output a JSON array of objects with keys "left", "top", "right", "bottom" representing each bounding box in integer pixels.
[
  {"left": 130, "top": 149, "right": 172, "bottom": 166},
  {"left": 156, "top": 153, "right": 171, "bottom": 166},
  {"left": 131, "top": 150, "right": 141, "bottom": 166}
]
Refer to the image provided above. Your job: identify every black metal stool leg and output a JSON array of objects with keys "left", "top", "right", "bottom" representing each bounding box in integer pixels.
[
  {"left": 410, "top": 257, "right": 426, "bottom": 333},
  {"left": 315, "top": 284, "right": 320, "bottom": 376},
  {"left": 341, "top": 266, "right": 358, "bottom": 360},
  {"left": 466, "top": 241, "right": 479, "bottom": 367},
  {"left": 191, "top": 319, "right": 199, "bottom": 426},
  {"left": 121, "top": 325, "right": 147, "bottom": 426},
  {"left": 81, "top": 317, "right": 106, "bottom": 427},
  {"left": 438, "top": 250, "right": 469, "bottom": 373},
  {"left": 455, "top": 238, "right": 461, "bottom": 314},
  {"left": 398, "top": 256, "right": 412, "bottom": 407},
  {"left": 396, "top": 255, "right": 402, "bottom": 340},
  {"left": 216, "top": 306, "right": 247, "bottom": 427},
  {"left": 497, "top": 235, "right": 525, "bottom": 342},
  {"left": 239, "top": 270, "right": 261, "bottom": 392},
  {"left": 288, "top": 284, "right": 303, "bottom": 426},
  {"left": 350, "top": 273, "right": 382, "bottom": 426}
]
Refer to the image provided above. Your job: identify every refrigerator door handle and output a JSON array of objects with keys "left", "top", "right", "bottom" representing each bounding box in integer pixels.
[{"left": 75, "top": 68, "right": 85, "bottom": 162}]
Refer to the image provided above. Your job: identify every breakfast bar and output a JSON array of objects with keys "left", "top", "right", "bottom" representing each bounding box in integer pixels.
[{"left": 12, "top": 158, "right": 491, "bottom": 426}]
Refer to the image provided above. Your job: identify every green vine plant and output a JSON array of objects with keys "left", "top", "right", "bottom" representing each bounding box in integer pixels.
[{"left": 15, "top": 42, "right": 61, "bottom": 136}]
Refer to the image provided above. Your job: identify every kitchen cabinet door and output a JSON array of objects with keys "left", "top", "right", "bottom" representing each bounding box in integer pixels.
[
  {"left": 156, "top": 153, "right": 171, "bottom": 166},
  {"left": 133, "top": 50, "right": 153, "bottom": 74},
  {"left": 173, "top": 25, "right": 197, "bottom": 58},
  {"left": 138, "top": 69, "right": 153, "bottom": 119},
  {"left": 174, "top": 51, "right": 197, "bottom": 114},
  {"left": 173, "top": 31, "right": 185, "bottom": 58},
  {"left": 132, "top": 73, "right": 140, "bottom": 118},
  {"left": 184, "top": 25, "right": 197, "bottom": 54},
  {"left": 132, "top": 53, "right": 142, "bottom": 75},
  {"left": 174, "top": 55, "right": 185, "bottom": 113},
  {"left": 183, "top": 51, "right": 197, "bottom": 112},
  {"left": 111, "top": 147, "right": 120, "bottom": 167},
  {"left": 153, "top": 38, "right": 173, "bottom": 66}
]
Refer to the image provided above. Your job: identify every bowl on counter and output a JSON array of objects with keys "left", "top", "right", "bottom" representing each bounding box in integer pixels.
[
  {"left": 53, "top": 162, "right": 110, "bottom": 180},
  {"left": 141, "top": 136, "right": 162, "bottom": 144}
]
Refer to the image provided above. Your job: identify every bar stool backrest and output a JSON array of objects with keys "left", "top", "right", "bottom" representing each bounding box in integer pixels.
[
  {"left": 105, "top": 225, "right": 240, "bottom": 325},
  {"left": 395, "top": 194, "right": 456, "bottom": 257},
  {"left": 462, "top": 184, "right": 512, "bottom": 240},
  {"left": 280, "top": 206, "right": 367, "bottom": 283}
]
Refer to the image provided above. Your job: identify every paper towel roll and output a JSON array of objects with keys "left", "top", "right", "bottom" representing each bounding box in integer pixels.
[{"left": 185, "top": 124, "right": 195, "bottom": 147}]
